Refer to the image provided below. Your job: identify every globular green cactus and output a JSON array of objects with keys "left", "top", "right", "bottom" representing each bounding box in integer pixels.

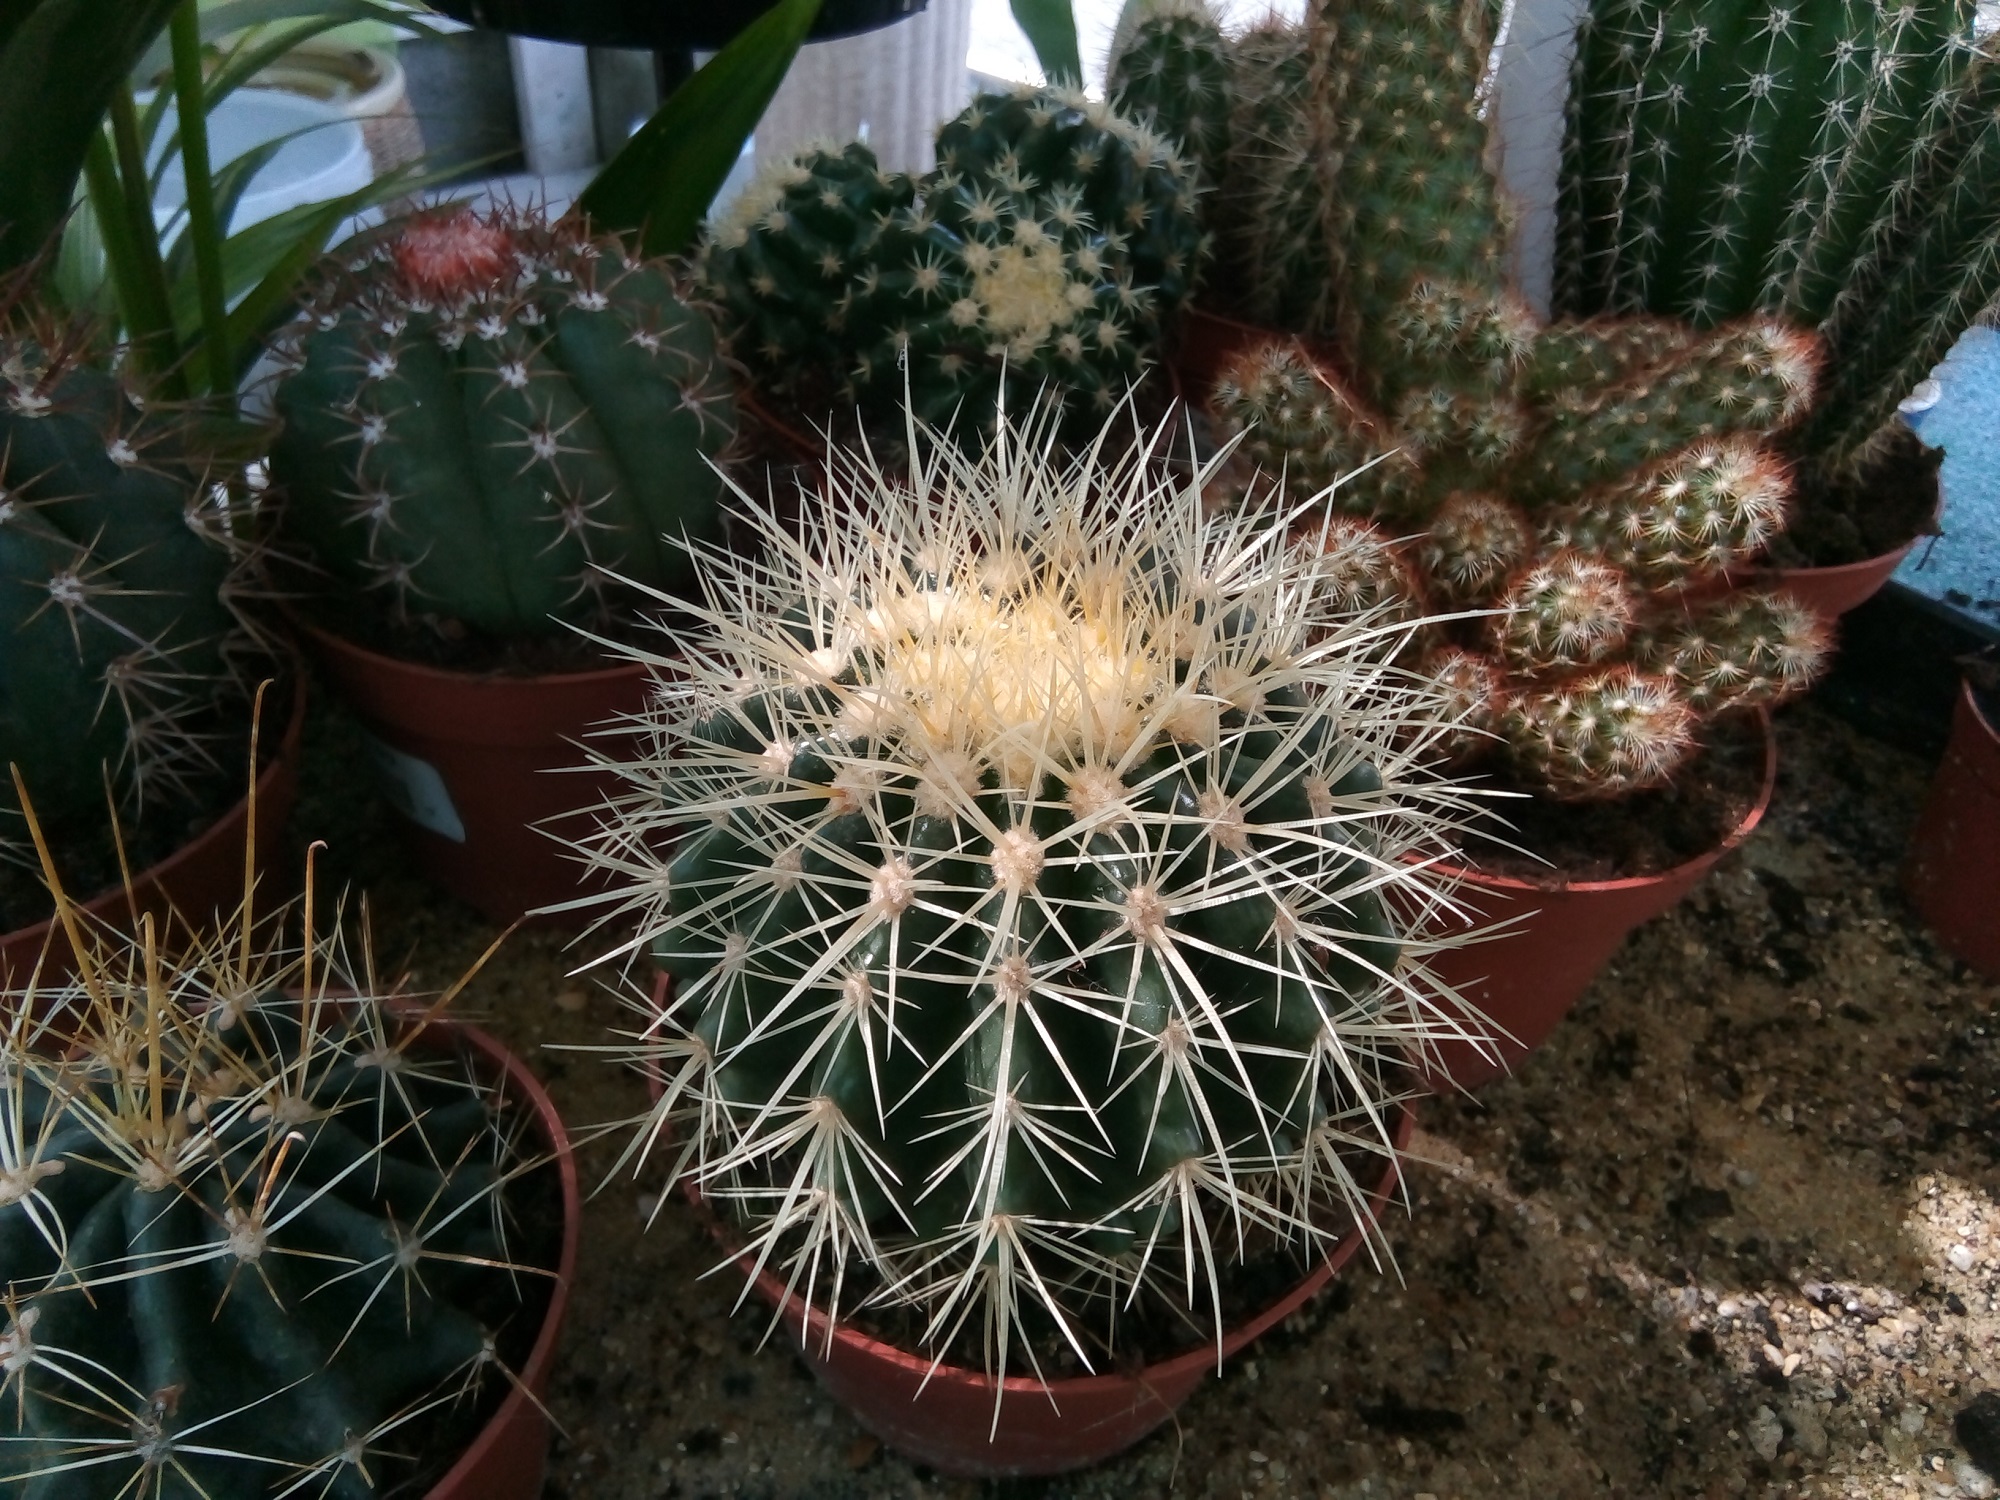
[
  {"left": 0, "top": 861, "right": 555, "bottom": 1498},
  {"left": 1556, "top": 0, "right": 2000, "bottom": 469},
  {"left": 1105, "top": 2, "right": 1233, "bottom": 190},
  {"left": 697, "top": 87, "right": 1204, "bottom": 440},
  {"left": 1420, "top": 644, "right": 1509, "bottom": 762},
  {"left": 270, "top": 205, "right": 738, "bottom": 638},
  {"left": 1, "top": 298, "right": 260, "bottom": 878},
  {"left": 580, "top": 403, "right": 1486, "bottom": 1382},
  {"left": 1490, "top": 550, "right": 1637, "bottom": 675},
  {"left": 696, "top": 141, "right": 916, "bottom": 400}
]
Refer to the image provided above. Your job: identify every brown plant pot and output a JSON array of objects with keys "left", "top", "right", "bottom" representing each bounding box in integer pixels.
[
  {"left": 1904, "top": 678, "right": 2000, "bottom": 979},
  {"left": 0, "top": 676, "right": 309, "bottom": 984},
  {"left": 299, "top": 621, "right": 647, "bottom": 927},
  {"left": 418, "top": 1015, "right": 580, "bottom": 1500},
  {"left": 1418, "top": 713, "right": 1779, "bottom": 1092},
  {"left": 656, "top": 959, "right": 1413, "bottom": 1480}
]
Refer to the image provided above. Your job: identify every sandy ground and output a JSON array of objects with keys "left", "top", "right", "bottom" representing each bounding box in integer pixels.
[{"left": 291, "top": 689, "right": 1999, "bottom": 1500}]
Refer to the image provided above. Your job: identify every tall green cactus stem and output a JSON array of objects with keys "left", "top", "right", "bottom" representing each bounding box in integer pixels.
[
  {"left": 1106, "top": 5, "right": 1234, "bottom": 190},
  {"left": 1502, "top": 664, "right": 1698, "bottom": 798},
  {"left": 1416, "top": 492, "right": 1535, "bottom": 605},
  {"left": 1557, "top": 0, "right": 2000, "bottom": 467},
  {"left": 1540, "top": 436, "right": 1792, "bottom": 586},
  {"left": 1521, "top": 320, "right": 1818, "bottom": 498},
  {"left": 0, "top": 873, "right": 551, "bottom": 1498},
  {"left": 1635, "top": 588, "right": 1829, "bottom": 712},
  {"left": 580, "top": 404, "right": 1486, "bottom": 1381},
  {"left": 270, "top": 206, "right": 737, "bottom": 638},
  {"left": 696, "top": 142, "right": 917, "bottom": 399},
  {"left": 1491, "top": 550, "right": 1638, "bottom": 673},
  {"left": 1, "top": 305, "right": 257, "bottom": 870}
]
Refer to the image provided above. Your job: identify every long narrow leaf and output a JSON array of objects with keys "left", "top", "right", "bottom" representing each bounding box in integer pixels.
[
  {"left": 579, "top": 0, "right": 822, "bottom": 259},
  {"left": 132, "top": 0, "right": 443, "bottom": 79},
  {"left": 0, "top": 0, "right": 182, "bottom": 270},
  {"left": 169, "top": 0, "right": 233, "bottom": 395},
  {"left": 1010, "top": 0, "right": 1080, "bottom": 85}
]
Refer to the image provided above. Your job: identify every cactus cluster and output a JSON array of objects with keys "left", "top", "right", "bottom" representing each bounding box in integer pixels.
[
  {"left": 1, "top": 293, "right": 263, "bottom": 884},
  {"left": 268, "top": 204, "right": 738, "bottom": 639},
  {"left": 696, "top": 86, "right": 1204, "bottom": 439},
  {"left": 0, "top": 843, "right": 556, "bottom": 1497},
  {"left": 577, "top": 404, "right": 1488, "bottom": 1384},
  {"left": 1107, "top": 0, "right": 1832, "bottom": 799},
  {"left": 1557, "top": 0, "right": 2000, "bottom": 469}
]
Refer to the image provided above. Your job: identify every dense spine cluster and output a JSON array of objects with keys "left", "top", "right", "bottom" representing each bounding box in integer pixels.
[
  {"left": 0, "top": 871, "right": 550, "bottom": 1497},
  {"left": 580, "top": 406, "right": 1486, "bottom": 1384},
  {"left": 697, "top": 87, "right": 1204, "bottom": 439},
  {"left": 1, "top": 299, "right": 261, "bottom": 871},
  {"left": 270, "top": 205, "right": 738, "bottom": 638},
  {"left": 1556, "top": 0, "right": 2000, "bottom": 468}
]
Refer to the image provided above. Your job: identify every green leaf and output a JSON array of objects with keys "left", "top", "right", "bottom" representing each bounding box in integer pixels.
[
  {"left": 1010, "top": 0, "right": 1080, "bottom": 85},
  {"left": 132, "top": 0, "right": 443, "bottom": 79},
  {"left": 0, "top": 0, "right": 183, "bottom": 271},
  {"left": 579, "top": 0, "right": 822, "bottom": 259}
]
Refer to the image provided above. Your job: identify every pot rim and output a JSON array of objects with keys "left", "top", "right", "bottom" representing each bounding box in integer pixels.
[
  {"left": 291, "top": 611, "right": 649, "bottom": 690},
  {"left": 1433, "top": 707, "right": 1778, "bottom": 896},
  {"left": 0, "top": 672, "right": 309, "bottom": 957}
]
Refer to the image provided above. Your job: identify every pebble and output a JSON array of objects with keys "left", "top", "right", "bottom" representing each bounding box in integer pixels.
[
  {"left": 1788, "top": 1400, "right": 1830, "bottom": 1460},
  {"left": 1750, "top": 1406, "right": 1785, "bottom": 1462},
  {"left": 1951, "top": 1244, "right": 1977, "bottom": 1272},
  {"left": 555, "top": 987, "right": 588, "bottom": 1012},
  {"left": 1960, "top": 1462, "right": 1998, "bottom": 1500}
]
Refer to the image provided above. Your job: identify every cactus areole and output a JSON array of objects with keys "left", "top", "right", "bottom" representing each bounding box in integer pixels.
[
  {"left": 582, "top": 404, "right": 1484, "bottom": 1394},
  {"left": 269, "top": 206, "right": 738, "bottom": 640}
]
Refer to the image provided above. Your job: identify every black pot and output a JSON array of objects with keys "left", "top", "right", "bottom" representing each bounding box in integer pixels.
[{"left": 430, "top": 0, "right": 928, "bottom": 50}]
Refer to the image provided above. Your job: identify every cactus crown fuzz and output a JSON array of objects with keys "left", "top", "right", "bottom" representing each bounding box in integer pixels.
[{"left": 577, "top": 403, "right": 1493, "bottom": 1397}]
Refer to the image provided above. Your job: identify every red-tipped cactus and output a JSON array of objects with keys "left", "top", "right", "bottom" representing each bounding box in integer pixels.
[
  {"left": 1636, "top": 590, "right": 1830, "bottom": 713},
  {"left": 1491, "top": 551, "right": 1637, "bottom": 675}
]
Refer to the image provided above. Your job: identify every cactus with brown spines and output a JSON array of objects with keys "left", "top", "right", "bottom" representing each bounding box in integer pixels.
[
  {"left": 1416, "top": 492, "right": 1536, "bottom": 605},
  {"left": 269, "top": 204, "right": 738, "bottom": 638},
  {"left": 1634, "top": 589, "right": 1830, "bottom": 713},
  {"left": 1207, "top": 340, "right": 1413, "bottom": 512},
  {"left": 1501, "top": 664, "right": 1698, "bottom": 799}
]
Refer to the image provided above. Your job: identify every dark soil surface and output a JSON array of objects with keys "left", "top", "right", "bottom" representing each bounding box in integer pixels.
[
  {"left": 268, "top": 683, "right": 1998, "bottom": 1500},
  {"left": 1772, "top": 430, "right": 1943, "bottom": 570}
]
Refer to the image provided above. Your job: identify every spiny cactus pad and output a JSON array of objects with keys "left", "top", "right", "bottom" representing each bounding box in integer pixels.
[
  {"left": 271, "top": 205, "right": 738, "bottom": 638},
  {"left": 0, "top": 880, "right": 554, "bottom": 1498},
  {"left": 1, "top": 312, "right": 257, "bottom": 872},
  {"left": 581, "top": 404, "right": 1487, "bottom": 1380}
]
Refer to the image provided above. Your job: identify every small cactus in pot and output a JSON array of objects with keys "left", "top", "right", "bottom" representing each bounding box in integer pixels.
[
  {"left": 268, "top": 204, "right": 738, "bottom": 639},
  {"left": 573, "top": 401, "right": 1492, "bottom": 1393},
  {"left": 1, "top": 290, "right": 267, "bottom": 907},
  {"left": 0, "top": 810, "right": 567, "bottom": 1498}
]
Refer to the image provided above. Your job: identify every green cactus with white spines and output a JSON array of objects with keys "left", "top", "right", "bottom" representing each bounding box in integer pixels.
[
  {"left": 1207, "top": 340, "right": 1416, "bottom": 513},
  {"left": 1502, "top": 664, "right": 1697, "bottom": 799},
  {"left": 270, "top": 205, "right": 737, "bottom": 638},
  {"left": 580, "top": 404, "right": 1487, "bottom": 1380},
  {"left": 0, "top": 859, "right": 553, "bottom": 1497},
  {"left": 696, "top": 88, "right": 1205, "bottom": 440},
  {"left": 1557, "top": 0, "right": 2000, "bottom": 468},
  {"left": 1522, "top": 318, "right": 1700, "bottom": 402},
  {"left": 1, "top": 300, "right": 262, "bottom": 882},
  {"left": 1105, "top": 2, "right": 1233, "bottom": 190},
  {"left": 696, "top": 141, "right": 916, "bottom": 400},
  {"left": 1416, "top": 491, "right": 1535, "bottom": 605}
]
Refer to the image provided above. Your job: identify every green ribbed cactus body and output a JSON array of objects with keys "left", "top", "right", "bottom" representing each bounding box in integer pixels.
[
  {"left": 1523, "top": 318, "right": 1698, "bottom": 402},
  {"left": 1208, "top": 340, "right": 1417, "bottom": 512},
  {"left": 1106, "top": 8, "right": 1233, "bottom": 190},
  {"left": 1, "top": 334, "right": 244, "bottom": 852},
  {"left": 271, "top": 208, "right": 737, "bottom": 637},
  {"left": 696, "top": 142, "right": 917, "bottom": 395},
  {"left": 0, "top": 997, "right": 525, "bottom": 1499}
]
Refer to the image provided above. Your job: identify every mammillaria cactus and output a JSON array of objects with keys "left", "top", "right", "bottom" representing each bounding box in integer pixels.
[
  {"left": 1, "top": 293, "right": 261, "bottom": 884},
  {"left": 696, "top": 86, "right": 1205, "bottom": 439},
  {"left": 1557, "top": 0, "right": 2000, "bottom": 469},
  {"left": 578, "top": 403, "right": 1488, "bottom": 1384},
  {"left": 0, "top": 828, "right": 559, "bottom": 1497},
  {"left": 270, "top": 204, "right": 738, "bottom": 638}
]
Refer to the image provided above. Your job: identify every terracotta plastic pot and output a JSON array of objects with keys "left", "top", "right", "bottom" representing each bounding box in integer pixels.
[
  {"left": 1904, "top": 678, "right": 2000, "bottom": 979},
  {"left": 0, "top": 676, "right": 308, "bottom": 985},
  {"left": 300, "top": 621, "right": 647, "bottom": 927},
  {"left": 1737, "top": 538, "right": 1923, "bottom": 621},
  {"left": 1419, "top": 714, "right": 1779, "bottom": 1092},
  {"left": 420, "top": 1016, "right": 579, "bottom": 1500}
]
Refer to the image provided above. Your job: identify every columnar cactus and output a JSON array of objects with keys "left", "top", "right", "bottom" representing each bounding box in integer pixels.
[
  {"left": 579, "top": 404, "right": 1487, "bottom": 1380},
  {"left": 270, "top": 205, "right": 738, "bottom": 638},
  {"left": 1104, "top": 1, "right": 1233, "bottom": 190},
  {"left": 0, "top": 851, "right": 554, "bottom": 1496},
  {"left": 696, "top": 87, "right": 1205, "bottom": 440},
  {"left": 1, "top": 297, "right": 261, "bottom": 879},
  {"left": 1556, "top": 0, "right": 2000, "bottom": 468}
]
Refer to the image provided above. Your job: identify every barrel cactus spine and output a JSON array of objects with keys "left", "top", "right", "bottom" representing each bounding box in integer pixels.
[
  {"left": 0, "top": 830, "right": 558, "bottom": 1497},
  {"left": 579, "top": 403, "right": 1493, "bottom": 1380},
  {"left": 1, "top": 292, "right": 265, "bottom": 882},
  {"left": 269, "top": 204, "right": 739, "bottom": 639}
]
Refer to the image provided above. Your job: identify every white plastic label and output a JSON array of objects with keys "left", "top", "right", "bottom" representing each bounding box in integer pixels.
[{"left": 362, "top": 733, "right": 467, "bottom": 843}]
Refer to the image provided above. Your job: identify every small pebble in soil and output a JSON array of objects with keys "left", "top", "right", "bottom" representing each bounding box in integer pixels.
[
  {"left": 1749, "top": 1405, "right": 1784, "bottom": 1461},
  {"left": 1957, "top": 1393, "right": 2000, "bottom": 1474},
  {"left": 1951, "top": 1244, "right": 1978, "bottom": 1272}
]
